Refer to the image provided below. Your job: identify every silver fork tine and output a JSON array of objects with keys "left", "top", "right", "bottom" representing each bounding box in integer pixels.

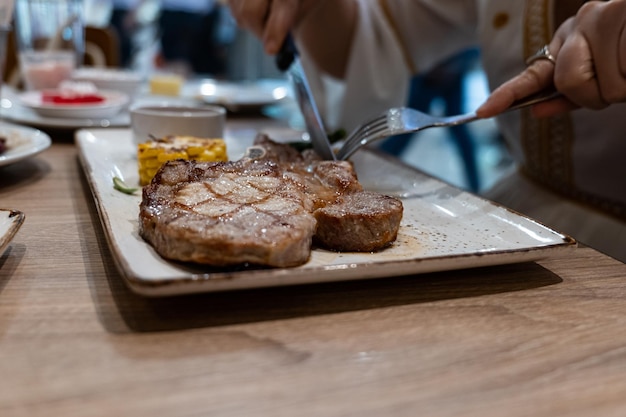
[
  {"left": 343, "top": 120, "right": 387, "bottom": 149},
  {"left": 338, "top": 123, "right": 390, "bottom": 160},
  {"left": 343, "top": 115, "right": 386, "bottom": 143},
  {"left": 337, "top": 115, "right": 387, "bottom": 158}
]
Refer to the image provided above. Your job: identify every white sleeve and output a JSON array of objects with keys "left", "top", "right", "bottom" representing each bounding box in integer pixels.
[
  {"left": 338, "top": 0, "right": 412, "bottom": 131},
  {"left": 301, "top": 0, "right": 478, "bottom": 132}
]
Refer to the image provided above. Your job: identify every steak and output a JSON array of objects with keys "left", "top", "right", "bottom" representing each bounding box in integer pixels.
[
  {"left": 139, "top": 135, "right": 403, "bottom": 267},
  {"left": 314, "top": 191, "right": 404, "bottom": 252}
]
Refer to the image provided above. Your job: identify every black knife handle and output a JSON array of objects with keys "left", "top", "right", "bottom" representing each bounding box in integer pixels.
[{"left": 275, "top": 33, "right": 298, "bottom": 72}]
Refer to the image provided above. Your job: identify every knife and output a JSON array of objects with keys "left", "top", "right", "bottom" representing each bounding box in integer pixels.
[{"left": 276, "top": 34, "right": 336, "bottom": 160}]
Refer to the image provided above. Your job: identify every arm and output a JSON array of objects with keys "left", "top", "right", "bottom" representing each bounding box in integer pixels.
[
  {"left": 477, "top": 0, "right": 626, "bottom": 118},
  {"left": 228, "top": 0, "right": 358, "bottom": 78}
]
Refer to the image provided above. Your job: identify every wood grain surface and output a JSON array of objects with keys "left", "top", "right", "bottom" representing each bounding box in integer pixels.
[{"left": 2, "top": 139, "right": 626, "bottom": 417}]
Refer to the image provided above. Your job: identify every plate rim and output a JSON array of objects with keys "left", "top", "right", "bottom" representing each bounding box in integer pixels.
[
  {"left": 2, "top": 104, "right": 131, "bottom": 128},
  {"left": 0, "top": 209, "right": 25, "bottom": 255},
  {"left": 18, "top": 89, "right": 129, "bottom": 111},
  {"left": 0, "top": 123, "right": 52, "bottom": 167}
]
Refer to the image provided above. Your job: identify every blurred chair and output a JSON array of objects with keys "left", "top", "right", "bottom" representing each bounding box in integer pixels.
[
  {"left": 3, "top": 25, "right": 120, "bottom": 88},
  {"left": 84, "top": 25, "right": 120, "bottom": 67}
]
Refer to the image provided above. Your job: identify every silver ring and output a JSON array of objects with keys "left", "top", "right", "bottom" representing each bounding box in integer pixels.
[{"left": 526, "top": 45, "right": 556, "bottom": 65}]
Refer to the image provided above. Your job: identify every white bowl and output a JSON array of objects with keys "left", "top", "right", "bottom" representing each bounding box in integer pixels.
[
  {"left": 130, "top": 103, "right": 226, "bottom": 145},
  {"left": 72, "top": 67, "right": 143, "bottom": 96}
]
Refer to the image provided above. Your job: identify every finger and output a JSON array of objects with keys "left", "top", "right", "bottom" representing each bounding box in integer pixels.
[
  {"left": 543, "top": 16, "right": 603, "bottom": 109},
  {"left": 228, "top": 0, "right": 271, "bottom": 39},
  {"left": 262, "top": 0, "right": 301, "bottom": 55},
  {"left": 577, "top": 1, "right": 626, "bottom": 104},
  {"left": 554, "top": 32, "right": 606, "bottom": 108},
  {"left": 476, "top": 54, "right": 556, "bottom": 118},
  {"left": 530, "top": 97, "right": 579, "bottom": 118},
  {"left": 619, "top": 12, "right": 626, "bottom": 78}
]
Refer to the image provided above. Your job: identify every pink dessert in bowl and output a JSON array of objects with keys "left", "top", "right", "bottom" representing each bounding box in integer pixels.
[
  {"left": 41, "top": 91, "right": 106, "bottom": 105},
  {"left": 18, "top": 81, "right": 130, "bottom": 119},
  {"left": 41, "top": 81, "right": 106, "bottom": 105}
]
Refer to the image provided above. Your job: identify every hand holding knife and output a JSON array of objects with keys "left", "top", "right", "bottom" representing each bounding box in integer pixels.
[{"left": 275, "top": 34, "right": 336, "bottom": 160}]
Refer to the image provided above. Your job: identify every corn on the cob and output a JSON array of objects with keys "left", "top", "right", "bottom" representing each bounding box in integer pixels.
[{"left": 137, "top": 136, "right": 227, "bottom": 185}]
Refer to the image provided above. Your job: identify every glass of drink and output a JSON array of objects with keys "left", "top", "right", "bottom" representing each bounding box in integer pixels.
[{"left": 13, "top": 0, "right": 84, "bottom": 90}]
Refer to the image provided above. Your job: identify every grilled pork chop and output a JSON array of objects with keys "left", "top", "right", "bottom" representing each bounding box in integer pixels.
[{"left": 139, "top": 135, "right": 403, "bottom": 267}]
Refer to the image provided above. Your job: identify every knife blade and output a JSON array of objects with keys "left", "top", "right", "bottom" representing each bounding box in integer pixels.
[{"left": 276, "top": 34, "right": 336, "bottom": 160}]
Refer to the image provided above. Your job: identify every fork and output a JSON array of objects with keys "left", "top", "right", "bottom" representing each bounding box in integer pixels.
[{"left": 336, "top": 89, "right": 561, "bottom": 160}]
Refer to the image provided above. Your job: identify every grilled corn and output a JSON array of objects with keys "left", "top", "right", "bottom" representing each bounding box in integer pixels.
[{"left": 137, "top": 135, "right": 227, "bottom": 185}]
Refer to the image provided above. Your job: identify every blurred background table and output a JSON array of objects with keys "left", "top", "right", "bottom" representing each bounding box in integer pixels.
[{"left": 2, "top": 118, "right": 626, "bottom": 416}]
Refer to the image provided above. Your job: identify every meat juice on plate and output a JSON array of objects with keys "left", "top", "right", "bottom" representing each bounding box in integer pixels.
[{"left": 20, "top": 50, "right": 76, "bottom": 91}]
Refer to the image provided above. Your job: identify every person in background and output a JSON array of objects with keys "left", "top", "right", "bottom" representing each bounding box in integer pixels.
[
  {"left": 156, "top": 0, "right": 228, "bottom": 77},
  {"left": 109, "top": 0, "right": 142, "bottom": 68},
  {"left": 228, "top": 0, "right": 626, "bottom": 262}
]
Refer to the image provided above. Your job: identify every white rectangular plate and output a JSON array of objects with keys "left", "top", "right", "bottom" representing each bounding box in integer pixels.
[{"left": 76, "top": 128, "right": 576, "bottom": 296}]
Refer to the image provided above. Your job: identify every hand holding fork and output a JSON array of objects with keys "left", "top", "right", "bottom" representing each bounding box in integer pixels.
[{"left": 336, "top": 89, "right": 561, "bottom": 160}]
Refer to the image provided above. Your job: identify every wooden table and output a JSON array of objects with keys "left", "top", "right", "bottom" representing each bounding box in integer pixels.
[{"left": 2, "top": 124, "right": 626, "bottom": 417}]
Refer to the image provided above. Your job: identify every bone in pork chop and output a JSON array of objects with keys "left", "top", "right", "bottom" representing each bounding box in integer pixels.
[{"left": 139, "top": 135, "right": 403, "bottom": 267}]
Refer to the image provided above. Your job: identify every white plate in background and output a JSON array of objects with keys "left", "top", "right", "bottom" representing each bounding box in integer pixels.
[
  {"left": 18, "top": 89, "right": 129, "bottom": 119},
  {"left": 76, "top": 127, "right": 576, "bottom": 296},
  {"left": 196, "top": 79, "right": 291, "bottom": 112},
  {"left": 1, "top": 100, "right": 131, "bottom": 129},
  {"left": 0, "top": 122, "right": 51, "bottom": 167}
]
